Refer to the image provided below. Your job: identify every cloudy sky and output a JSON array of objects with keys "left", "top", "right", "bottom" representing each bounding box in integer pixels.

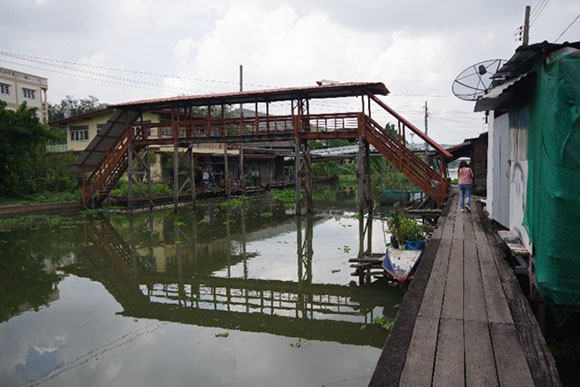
[{"left": 1, "top": 0, "right": 579, "bottom": 143}]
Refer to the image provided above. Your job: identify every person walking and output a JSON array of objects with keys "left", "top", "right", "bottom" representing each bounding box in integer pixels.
[{"left": 458, "top": 160, "right": 474, "bottom": 212}]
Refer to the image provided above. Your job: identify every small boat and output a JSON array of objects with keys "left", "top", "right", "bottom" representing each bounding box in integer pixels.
[{"left": 382, "top": 247, "right": 422, "bottom": 283}]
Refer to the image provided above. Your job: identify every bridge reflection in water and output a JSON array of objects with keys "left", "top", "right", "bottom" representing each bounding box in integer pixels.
[{"left": 71, "top": 204, "right": 400, "bottom": 348}]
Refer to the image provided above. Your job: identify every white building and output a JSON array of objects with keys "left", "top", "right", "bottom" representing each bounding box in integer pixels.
[{"left": 0, "top": 66, "right": 48, "bottom": 123}]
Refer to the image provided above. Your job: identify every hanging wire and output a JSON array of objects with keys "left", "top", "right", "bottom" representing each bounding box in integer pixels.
[
  {"left": 530, "top": 0, "right": 550, "bottom": 26},
  {"left": 554, "top": 13, "right": 580, "bottom": 42}
]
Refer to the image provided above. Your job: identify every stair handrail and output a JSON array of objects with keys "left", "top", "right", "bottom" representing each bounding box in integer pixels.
[
  {"left": 366, "top": 116, "right": 439, "bottom": 178},
  {"left": 367, "top": 94, "right": 452, "bottom": 159},
  {"left": 364, "top": 116, "right": 448, "bottom": 204},
  {"left": 83, "top": 135, "right": 129, "bottom": 203}
]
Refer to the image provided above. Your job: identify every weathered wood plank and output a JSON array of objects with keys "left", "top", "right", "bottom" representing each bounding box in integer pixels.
[
  {"left": 463, "top": 211, "right": 475, "bottom": 240},
  {"left": 453, "top": 209, "right": 464, "bottom": 240},
  {"left": 399, "top": 316, "right": 439, "bottom": 386},
  {"left": 441, "top": 240, "right": 464, "bottom": 319},
  {"left": 464, "top": 239, "right": 488, "bottom": 322},
  {"left": 491, "top": 323, "right": 535, "bottom": 387},
  {"left": 441, "top": 197, "right": 457, "bottom": 240},
  {"left": 477, "top": 238, "right": 513, "bottom": 324},
  {"left": 433, "top": 318, "right": 464, "bottom": 387},
  {"left": 477, "top": 204, "right": 562, "bottom": 387},
  {"left": 430, "top": 213, "right": 446, "bottom": 240},
  {"left": 465, "top": 320, "right": 499, "bottom": 387},
  {"left": 418, "top": 238, "right": 452, "bottom": 319},
  {"left": 369, "top": 238, "right": 442, "bottom": 387},
  {"left": 441, "top": 216, "right": 455, "bottom": 240}
]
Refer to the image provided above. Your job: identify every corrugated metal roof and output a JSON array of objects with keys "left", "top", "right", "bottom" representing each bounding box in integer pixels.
[
  {"left": 49, "top": 107, "right": 113, "bottom": 126},
  {"left": 474, "top": 73, "right": 533, "bottom": 112},
  {"left": 112, "top": 82, "right": 389, "bottom": 110},
  {"left": 474, "top": 40, "right": 580, "bottom": 112},
  {"left": 491, "top": 41, "right": 580, "bottom": 86}
]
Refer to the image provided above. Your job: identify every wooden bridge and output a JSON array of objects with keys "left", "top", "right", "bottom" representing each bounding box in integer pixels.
[{"left": 73, "top": 82, "right": 452, "bottom": 211}]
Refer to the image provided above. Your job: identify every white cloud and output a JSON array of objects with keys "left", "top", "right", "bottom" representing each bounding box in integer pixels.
[{"left": 3, "top": 0, "right": 579, "bottom": 142}]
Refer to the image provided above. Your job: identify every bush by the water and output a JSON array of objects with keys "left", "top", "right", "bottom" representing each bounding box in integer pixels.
[
  {"left": 0, "top": 102, "right": 80, "bottom": 201},
  {"left": 271, "top": 189, "right": 295, "bottom": 204}
]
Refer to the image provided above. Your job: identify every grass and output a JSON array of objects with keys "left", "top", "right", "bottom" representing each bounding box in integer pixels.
[
  {"left": 0, "top": 190, "right": 81, "bottom": 205},
  {"left": 0, "top": 214, "right": 84, "bottom": 229}
]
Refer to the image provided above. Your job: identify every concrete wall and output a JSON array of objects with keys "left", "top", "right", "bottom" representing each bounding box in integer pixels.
[{"left": 0, "top": 67, "right": 48, "bottom": 123}]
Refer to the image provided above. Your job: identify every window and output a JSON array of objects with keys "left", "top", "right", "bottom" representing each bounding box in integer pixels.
[
  {"left": 22, "top": 88, "right": 36, "bottom": 99},
  {"left": 70, "top": 125, "right": 89, "bottom": 141},
  {"left": 0, "top": 83, "right": 10, "bottom": 95},
  {"left": 96, "top": 124, "right": 104, "bottom": 134}
]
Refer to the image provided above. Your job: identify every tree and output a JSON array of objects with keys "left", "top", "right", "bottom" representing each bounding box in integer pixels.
[
  {"left": 0, "top": 101, "right": 61, "bottom": 196},
  {"left": 48, "top": 95, "right": 104, "bottom": 121}
]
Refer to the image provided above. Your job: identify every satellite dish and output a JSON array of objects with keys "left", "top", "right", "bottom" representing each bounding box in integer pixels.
[{"left": 452, "top": 59, "right": 506, "bottom": 101}]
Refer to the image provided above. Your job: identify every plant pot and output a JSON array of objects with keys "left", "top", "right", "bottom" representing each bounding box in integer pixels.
[{"left": 405, "top": 240, "right": 425, "bottom": 250}]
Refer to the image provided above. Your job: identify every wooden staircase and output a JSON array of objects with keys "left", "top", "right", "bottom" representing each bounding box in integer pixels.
[
  {"left": 363, "top": 94, "right": 451, "bottom": 205},
  {"left": 364, "top": 117, "right": 447, "bottom": 204},
  {"left": 73, "top": 110, "right": 140, "bottom": 207}
]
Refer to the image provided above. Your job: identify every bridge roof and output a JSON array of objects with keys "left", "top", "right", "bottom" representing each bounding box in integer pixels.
[{"left": 112, "top": 82, "right": 389, "bottom": 110}]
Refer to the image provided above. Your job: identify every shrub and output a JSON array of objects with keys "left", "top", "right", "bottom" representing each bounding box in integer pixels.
[{"left": 387, "top": 212, "right": 425, "bottom": 246}]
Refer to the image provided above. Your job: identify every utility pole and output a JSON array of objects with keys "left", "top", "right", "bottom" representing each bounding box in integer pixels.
[
  {"left": 523, "top": 5, "right": 531, "bottom": 46},
  {"left": 424, "top": 100, "right": 429, "bottom": 159},
  {"left": 239, "top": 64, "right": 245, "bottom": 193}
]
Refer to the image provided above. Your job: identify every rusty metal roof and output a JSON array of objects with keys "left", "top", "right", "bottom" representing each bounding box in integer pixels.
[{"left": 112, "top": 82, "right": 389, "bottom": 110}]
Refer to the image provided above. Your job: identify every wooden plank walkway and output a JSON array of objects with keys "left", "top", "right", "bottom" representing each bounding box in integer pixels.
[{"left": 370, "top": 194, "right": 561, "bottom": 387}]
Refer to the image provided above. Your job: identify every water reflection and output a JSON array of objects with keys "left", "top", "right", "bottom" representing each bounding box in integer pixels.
[
  {"left": 70, "top": 201, "right": 398, "bottom": 348},
  {"left": 0, "top": 187, "right": 403, "bottom": 386}
]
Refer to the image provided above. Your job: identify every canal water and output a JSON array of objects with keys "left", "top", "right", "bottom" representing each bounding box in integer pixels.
[{"left": 0, "top": 185, "right": 404, "bottom": 387}]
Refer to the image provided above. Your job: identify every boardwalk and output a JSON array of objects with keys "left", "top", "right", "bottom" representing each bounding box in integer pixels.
[{"left": 370, "top": 194, "right": 561, "bottom": 387}]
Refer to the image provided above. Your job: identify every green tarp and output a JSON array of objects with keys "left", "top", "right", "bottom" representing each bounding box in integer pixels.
[{"left": 525, "top": 53, "right": 580, "bottom": 307}]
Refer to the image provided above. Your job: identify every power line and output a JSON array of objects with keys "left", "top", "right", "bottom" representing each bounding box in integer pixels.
[
  {"left": 1, "top": 56, "right": 208, "bottom": 94},
  {"left": 530, "top": 0, "right": 550, "bottom": 26},
  {"left": 0, "top": 58, "right": 198, "bottom": 95},
  {"left": 554, "top": 13, "right": 580, "bottom": 42},
  {"left": 0, "top": 51, "right": 277, "bottom": 89},
  {"left": 530, "top": 0, "right": 547, "bottom": 20}
]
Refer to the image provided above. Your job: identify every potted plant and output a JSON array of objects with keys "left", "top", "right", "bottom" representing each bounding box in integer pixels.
[{"left": 387, "top": 211, "right": 425, "bottom": 250}]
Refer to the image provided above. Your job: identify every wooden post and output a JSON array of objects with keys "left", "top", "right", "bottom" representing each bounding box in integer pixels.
[
  {"left": 127, "top": 125, "right": 134, "bottom": 212},
  {"left": 364, "top": 140, "right": 373, "bottom": 213},
  {"left": 305, "top": 214, "right": 313, "bottom": 284},
  {"left": 241, "top": 205, "right": 248, "bottom": 279},
  {"left": 145, "top": 147, "right": 152, "bottom": 209},
  {"left": 295, "top": 137, "right": 301, "bottom": 215},
  {"left": 173, "top": 144, "right": 179, "bottom": 210},
  {"left": 366, "top": 212, "right": 373, "bottom": 255},
  {"left": 357, "top": 136, "right": 365, "bottom": 214},
  {"left": 224, "top": 144, "right": 230, "bottom": 197},
  {"left": 189, "top": 145, "right": 196, "bottom": 202},
  {"left": 240, "top": 143, "right": 245, "bottom": 194},
  {"left": 303, "top": 141, "right": 313, "bottom": 213},
  {"left": 358, "top": 214, "right": 365, "bottom": 259}
]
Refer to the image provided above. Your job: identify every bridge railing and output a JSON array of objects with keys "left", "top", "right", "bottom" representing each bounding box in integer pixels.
[{"left": 129, "top": 112, "right": 361, "bottom": 143}]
